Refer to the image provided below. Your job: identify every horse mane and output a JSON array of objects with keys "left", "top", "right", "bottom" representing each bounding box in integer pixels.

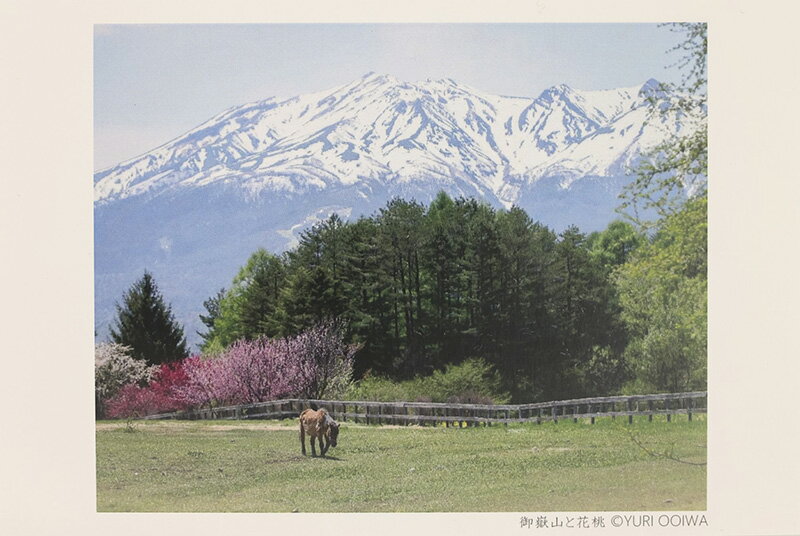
[{"left": 319, "top": 409, "right": 332, "bottom": 426}]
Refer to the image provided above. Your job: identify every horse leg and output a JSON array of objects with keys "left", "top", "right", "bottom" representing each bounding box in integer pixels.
[
  {"left": 300, "top": 423, "right": 306, "bottom": 456},
  {"left": 310, "top": 435, "right": 317, "bottom": 457},
  {"left": 320, "top": 434, "right": 328, "bottom": 456}
]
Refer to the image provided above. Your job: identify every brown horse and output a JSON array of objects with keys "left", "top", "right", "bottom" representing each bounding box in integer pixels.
[{"left": 299, "top": 407, "right": 339, "bottom": 457}]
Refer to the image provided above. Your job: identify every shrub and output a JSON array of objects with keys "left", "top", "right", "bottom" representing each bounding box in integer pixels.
[
  {"left": 105, "top": 383, "right": 172, "bottom": 419},
  {"left": 215, "top": 337, "right": 302, "bottom": 404},
  {"left": 347, "top": 358, "right": 509, "bottom": 404},
  {"left": 102, "top": 358, "right": 193, "bottom": 418},
  {"left": 346, "top": 375, "right": 411, "bottom": 401},
  {"left": 176, "top": 355, "right": 229, "bottom": 408},
  {"left": 418, "top": 358, "right": 510, "bottom": 404},
  {"left": 293, "top": 320, "right": 358, "bottom": 400},
  {"left": 101, "top": 321, "right": 360, "bottom": 416},
  {"left": 175, "top": 321, "right": 358, "bottom": 408},
  {"left": 95, "top": 342, "right": 156, "bottom": 418},
  {"left": 147, "top": 360, "right": 192, "bottom": 413}
]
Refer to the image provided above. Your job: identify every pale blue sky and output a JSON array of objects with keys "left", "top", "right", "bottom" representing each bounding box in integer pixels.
[{"left": 94, "top": 23, "right": 688, "bottom": 170}]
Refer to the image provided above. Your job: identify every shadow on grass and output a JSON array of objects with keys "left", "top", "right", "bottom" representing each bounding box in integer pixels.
[{"left": 311, "top": 455, "right": 344, "bottom": 461}]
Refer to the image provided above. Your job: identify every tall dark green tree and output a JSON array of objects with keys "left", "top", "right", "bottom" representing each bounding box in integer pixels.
[
  {"left": 493, "top": 208, "right": 556, "bottom": 400},
  {"left": 337, "top": 217, "right": 397, "bottom": 376},
  {"left": 197, "top": 287, "right": 225, "bottom": 346},
  {"left": 421, "top": 192, "right": 469, "bottom": 369},
  {"left": 461, "top": 199, "right": 501, "bottom": 355},
  {"left": 277, "top": 215, "right": 349, "bottom": 335},
  {"left": 110, "top": 271, "right": 188, "bottom": 365},
  {"left": 377, "top": 198, "right": 426, "bottom": 377}
]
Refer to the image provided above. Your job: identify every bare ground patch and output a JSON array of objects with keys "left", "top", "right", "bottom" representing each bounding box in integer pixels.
[
  {"left": 96, "top": 420, "right": 422, "bottom": 433},
  {"left": 96, "top": 421, "right": 295, "bottom": 432}
]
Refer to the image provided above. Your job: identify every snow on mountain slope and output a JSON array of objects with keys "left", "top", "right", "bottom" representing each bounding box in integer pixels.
[{"left": 94, "top": 73, "right": 677, "bottom": 208}]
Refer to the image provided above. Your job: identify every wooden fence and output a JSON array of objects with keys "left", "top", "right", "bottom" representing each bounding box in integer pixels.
[{"left": 144, "top": 391, "right": 706, "bottom": 426}]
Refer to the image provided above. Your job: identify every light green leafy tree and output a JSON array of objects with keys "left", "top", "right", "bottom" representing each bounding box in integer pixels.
[
  {"left": 615, "top": 196, "right": 707, "bottom": 392},
  {"left": 619, "top": 22, "right": 707, "bottom": 229},
  {"left": 204, "top": 249, "right": 286, "bottom": 351}
]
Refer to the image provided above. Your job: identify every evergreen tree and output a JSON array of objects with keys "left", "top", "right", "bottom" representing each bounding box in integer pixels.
[
  {"left": 494, "top": 208, "right": 556, "bottom": 400},
  {"left": 110, "top": 271, "right": 188, "bottom": 365},
  {"left": 236, "top": 251, "right": 286, "bottom": 339},
  {"left": 461, "top": 199, "right": 501, "bottom": 355},
  {"left": 377, "top": 198, "right": 426, "bottom": 377},
  {"left": 197, "top": 288, "right": 225, "bottom": 346},
  {"left": 548, "top": 226, "right": 620, "bottom": 398},
  {"left": 337, "top": 217, "right": 397, "bottom": 376},
  {"left": 421, "top": 192, "right": 469, "bottom": 369},
  {"left": 278, "top": 215, "right": 349, "bottom": 335}
]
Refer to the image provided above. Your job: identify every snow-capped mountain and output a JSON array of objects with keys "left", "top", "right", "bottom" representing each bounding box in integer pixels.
[{"left": 94, "top": 73, "right": 688, "bottom": 348}]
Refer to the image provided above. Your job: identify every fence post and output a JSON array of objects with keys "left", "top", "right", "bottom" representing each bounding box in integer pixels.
[
  {"left": 666, "top": 399, "right": 671, "bottom": 422},
  {"left": 688, "top": 397, "right": 693, "bottom": 422},
  {"left": 552, "top": 405, "right": 558, "bottom": 424},
  {"left": 627, "top": 398, "right": 633, "bottom": 424}
]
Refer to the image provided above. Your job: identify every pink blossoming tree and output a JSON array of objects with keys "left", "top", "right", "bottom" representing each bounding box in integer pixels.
[{"left": 101, "top": 321, "right": 358, "bottom": 417}]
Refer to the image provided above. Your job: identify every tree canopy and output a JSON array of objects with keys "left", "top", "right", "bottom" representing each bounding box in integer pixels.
[{"left": 110, "top": 271, "right": 188, "bottom": 366}]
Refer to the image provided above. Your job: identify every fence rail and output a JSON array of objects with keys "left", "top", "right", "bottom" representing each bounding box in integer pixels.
[{"left": 143, "top": 391, "right": 706, "bottom": 426}]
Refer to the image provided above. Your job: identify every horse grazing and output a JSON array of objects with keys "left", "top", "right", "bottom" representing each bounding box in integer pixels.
[{"left": 299, "top": 407, "right": 340, "bottom": 457}]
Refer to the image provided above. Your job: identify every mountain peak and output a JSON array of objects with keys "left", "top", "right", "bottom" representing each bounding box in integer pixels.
[
  {"left": 360, "top": 71, "right": 394, "bottom": 83},
  {"left": 639, "top": 78, "right": 664, "bottom": 95},
  {"left": 423, "top": 77, "right": 457, "bottom": 86},
  {"left": 535, "top": 83, "right": 574, "bottom": 103}
]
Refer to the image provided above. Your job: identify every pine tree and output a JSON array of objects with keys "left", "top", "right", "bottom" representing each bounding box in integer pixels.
[
  {"left": 110, "top": 271, "right": 188, "bottom": 365},
  {"left": 197, "top": 288, "right": 225, "bottom": 346}
]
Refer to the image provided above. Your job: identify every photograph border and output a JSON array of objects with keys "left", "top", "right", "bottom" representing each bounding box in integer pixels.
[{"left": 3, "top": 1, "right": 799, "bottom": 535}]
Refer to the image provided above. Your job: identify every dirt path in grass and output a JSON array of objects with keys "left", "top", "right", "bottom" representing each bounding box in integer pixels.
[
  {"left": 95, "top": 421, "right": 410, "bottom": 432},
  {"left": 96, "top": 421, "right": 293, "bottom": 432}
]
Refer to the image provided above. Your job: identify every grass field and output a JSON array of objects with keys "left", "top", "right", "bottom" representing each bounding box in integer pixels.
[{"left": 96, "top": 416, "right": 706, "bottom": 512}]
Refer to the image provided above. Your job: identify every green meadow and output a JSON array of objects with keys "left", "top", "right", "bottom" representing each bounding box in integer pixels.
[{"left": 96, "top": 416, "right": 706, "bottom": 512}]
